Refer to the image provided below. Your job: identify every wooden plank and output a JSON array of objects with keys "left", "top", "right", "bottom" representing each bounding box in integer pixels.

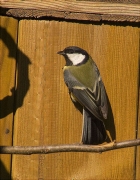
[
  {"left": 0, "top": 0, "right": 140, "bottom": 22},
  {"left": 0, "top": 16, "right": 18, "bottom": 179},
  {"left": 12, "top": 20, "right": 83, "bottom": 179},
  {"left": 12, "top": 19, "right": 139, "bottom": 179},
  {"left": 136, "top": 59, "right": 140, "bottom": 180}
]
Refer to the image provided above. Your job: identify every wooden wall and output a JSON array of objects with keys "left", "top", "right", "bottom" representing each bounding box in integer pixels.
[{"left": 0, "top": 15, "right": 139, "bottom": 179}]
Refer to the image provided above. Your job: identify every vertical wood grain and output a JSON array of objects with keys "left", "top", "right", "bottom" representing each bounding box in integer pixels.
[
  {"left": 0, "top": 16, "right": 18, "bottom": 179},
  {"left": 136, "top": 50, "right": 140, "bottom": 180},
  {"left": 12, "top": 20, "right": 139, "bottom": 180}
]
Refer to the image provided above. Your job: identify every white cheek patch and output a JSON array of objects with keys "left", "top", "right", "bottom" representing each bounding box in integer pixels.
[{"left": 67, "top": 53, "right": 85, "bottom": 65}]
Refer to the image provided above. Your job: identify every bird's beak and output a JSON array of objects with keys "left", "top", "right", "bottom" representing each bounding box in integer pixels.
[{"left": 57, "top": 51, "right": 65, "bottom": 55}]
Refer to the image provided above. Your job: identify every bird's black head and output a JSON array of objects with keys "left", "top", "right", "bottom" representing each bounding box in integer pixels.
[{"left": 57, "top": 46, "right": 89, "bottom": 66}]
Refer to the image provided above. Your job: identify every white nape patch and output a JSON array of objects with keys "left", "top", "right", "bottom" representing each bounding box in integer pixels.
[{"left": 67, "top": 53, "right": 85, "bottom": 65}]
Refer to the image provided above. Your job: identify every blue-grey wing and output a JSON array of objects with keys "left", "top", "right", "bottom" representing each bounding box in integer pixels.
[{"left": 64, "top": 64, "right": 108, "bottom": 120}]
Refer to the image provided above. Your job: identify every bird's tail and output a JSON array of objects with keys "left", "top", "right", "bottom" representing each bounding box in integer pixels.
[{"left": 82, "top": 108, "right": 107, "bottom": 145}]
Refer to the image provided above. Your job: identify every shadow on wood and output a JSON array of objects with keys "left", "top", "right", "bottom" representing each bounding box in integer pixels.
[
  {"left": 0, "top": 159, "right": 10, "bottom": 179},
  {"left": 0, "top": 26, "right": 31, "bottom": 119}
]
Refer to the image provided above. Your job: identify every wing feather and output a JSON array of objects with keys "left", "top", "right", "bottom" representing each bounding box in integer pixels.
[{"left": 64, "top": 62, "right": 108, "bottom": 120}]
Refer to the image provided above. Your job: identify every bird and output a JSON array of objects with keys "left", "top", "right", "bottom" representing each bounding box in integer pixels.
[{"left": 57, "top": 46, "right": 108, "bottom": 145}]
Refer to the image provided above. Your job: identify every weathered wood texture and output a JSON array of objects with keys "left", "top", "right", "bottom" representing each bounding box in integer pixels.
[
  {"left": 86, "top": 0, "right": 140, "bottom": 3},
  {"left": 0, "top": 0, "right": 140, "bottom": 22},
  {"left": 11, "top": 20, "right": 139, "bottom": 179},
  {"left": 0, "top": 16, "right": 18, "bottom": 179}
]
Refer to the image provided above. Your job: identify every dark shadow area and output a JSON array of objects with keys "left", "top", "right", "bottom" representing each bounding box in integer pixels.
[
  {"left": 0, "top": 159, "right": 11, "bottom": 180},
  {"left": 39, "top": 18, "right": 140, "bottom": 28},
  {"left": 0, "top": 26, "right": 31, "bottom": 119},
  {"left": 71, "top": 91, "right": 116, "bottom": 143},
  {"left": 22, "top": 17, "right": 140, "bottom": 28}
]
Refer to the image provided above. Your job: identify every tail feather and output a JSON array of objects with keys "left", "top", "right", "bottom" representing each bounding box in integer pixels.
[{"left": 82, "top": 108, "right": 107, "bottom": 145}]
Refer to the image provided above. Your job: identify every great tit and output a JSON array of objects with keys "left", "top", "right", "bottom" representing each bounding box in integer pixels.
[{"left": 57, "top": 46, "right": 108, "bottom": 145}]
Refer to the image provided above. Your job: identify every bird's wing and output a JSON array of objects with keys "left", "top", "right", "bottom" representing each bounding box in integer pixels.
[{"left": 64, "top": 64, "right": 108, "bottom": 120}]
